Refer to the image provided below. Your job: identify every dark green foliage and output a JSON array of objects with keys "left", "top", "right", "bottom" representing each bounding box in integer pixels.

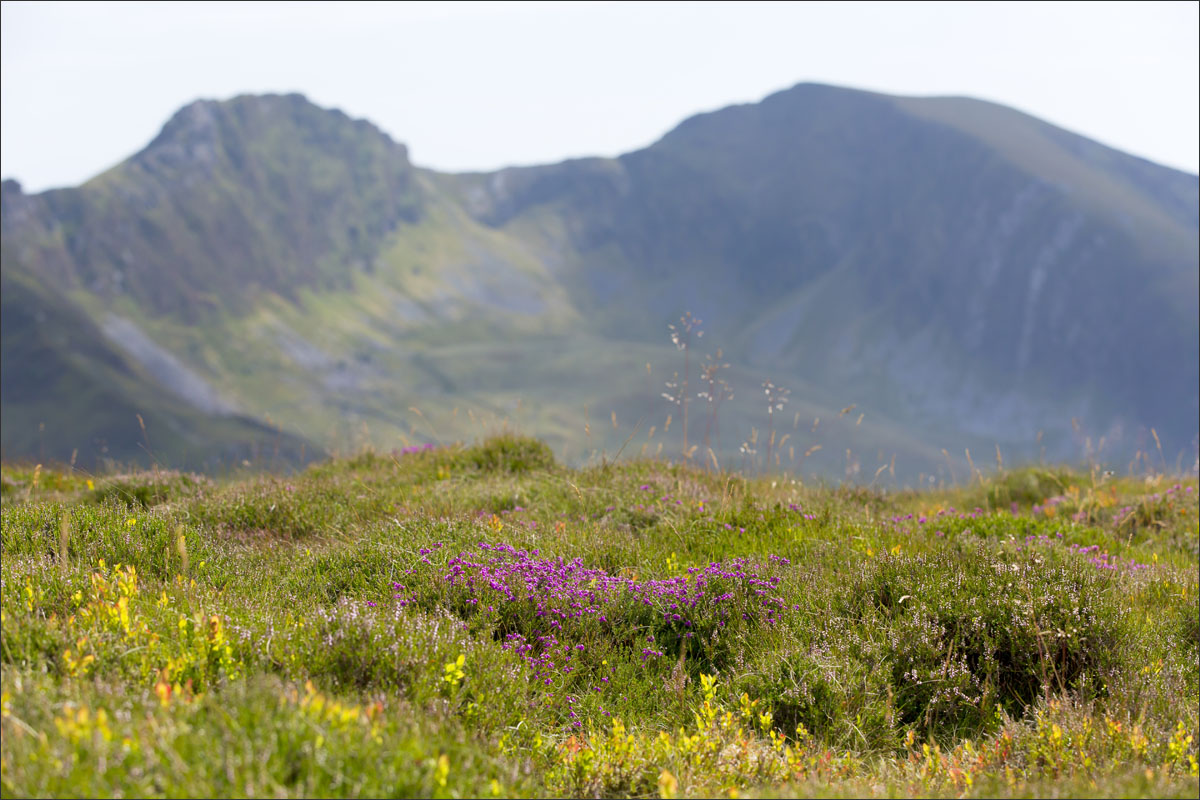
[{"left": 855, "top": 543, "right": 1123, "bottom": 724}]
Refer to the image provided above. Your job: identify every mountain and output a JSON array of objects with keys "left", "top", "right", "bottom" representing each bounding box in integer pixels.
[
  {"left": 451, "top": 85, "right": 1198, "bottom": 448},
  {"left": 2, "top": 85, "right": 1196, "bottom": 477}
]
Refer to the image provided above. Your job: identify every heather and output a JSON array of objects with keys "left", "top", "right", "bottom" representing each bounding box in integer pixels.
[{"left": 1, "top": 436, "right": 1197, "bottom": 797}]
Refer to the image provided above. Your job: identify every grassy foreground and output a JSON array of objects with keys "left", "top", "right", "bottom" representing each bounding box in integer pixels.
[{"left": 1, "top": 435, "right": 1197, "bottom": 798}]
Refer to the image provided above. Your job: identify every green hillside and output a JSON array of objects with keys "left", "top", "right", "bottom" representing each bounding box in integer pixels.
[{"left": 0, "top": 248, "right": 316, "bottom": 471}]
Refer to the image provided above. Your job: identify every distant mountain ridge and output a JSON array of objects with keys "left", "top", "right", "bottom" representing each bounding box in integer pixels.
[
  {"left": 448, "top": 84, "right": 1197, "bottom": 447},
  {"left": 2, "top": 84, "right": 1196, "bottom": 475}
]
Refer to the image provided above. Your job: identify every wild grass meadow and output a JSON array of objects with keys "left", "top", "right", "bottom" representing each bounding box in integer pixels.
[{"left": 1, "top": 430, "right": 1196, "bottom": 797}]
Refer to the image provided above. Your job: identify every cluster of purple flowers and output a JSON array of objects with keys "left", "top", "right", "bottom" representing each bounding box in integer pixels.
[
  {"left": 889, "top": 506, "right": 988, "bottom": 526},
  {"left": 1111, "top": 484, "right": 1194, "bottom": 525},
  {"left": 787, "top": 502, "right": 819, "bottom": 521},
  {"left": 1068, "top": 543, "right": 1152, "bottom": 572},
  {"left": 394, "top": 542, "right": 794, "bottom": 688},
  {"left": 887, "top": 483, "right": 1197, "bottom": 533},
  {"left": 395, "top": 443, "right": 437, "bottom": 456},
  {"left": 1030, "top": 497, "right": 1066, "bottom": 516},
  {"left": 1014, "top": 533, "right": 1152, "bottom": 572}
]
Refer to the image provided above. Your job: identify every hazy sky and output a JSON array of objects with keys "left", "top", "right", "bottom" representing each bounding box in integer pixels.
[{"left": 2, "top": 0, "right": 1198, "bottom": 192}]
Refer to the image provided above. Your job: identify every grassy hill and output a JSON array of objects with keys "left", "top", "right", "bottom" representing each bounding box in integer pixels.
[{"left": 1, "top": 435, "right": 1197, "bottom": 796}]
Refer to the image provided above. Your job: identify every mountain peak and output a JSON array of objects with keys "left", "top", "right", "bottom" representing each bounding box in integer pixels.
[
  {"left": 1, "top": 92, "right": 423, "bottom": 321},
  {"left": 138, "top": 93, "right": 409, "bottom": 175}
]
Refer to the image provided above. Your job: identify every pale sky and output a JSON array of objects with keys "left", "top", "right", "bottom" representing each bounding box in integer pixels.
[{"left": 2, "top": 0, "right": 1198, "bottom": 193}]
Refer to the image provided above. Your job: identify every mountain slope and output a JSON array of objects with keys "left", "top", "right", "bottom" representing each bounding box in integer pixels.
[
  {"left": 455, "top": 83, "right": 1199, "bottom": 454},
  {"left": 0, "top": 246, "right": 317, "bottom": 470},
  {"left": 2, "top": 85, "right": 1196, "bottom": 475}
]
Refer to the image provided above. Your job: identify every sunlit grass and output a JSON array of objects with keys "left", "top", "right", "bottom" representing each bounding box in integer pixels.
[{"left": 2, "top": 435, "right": 1196, "bottom": 797}]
